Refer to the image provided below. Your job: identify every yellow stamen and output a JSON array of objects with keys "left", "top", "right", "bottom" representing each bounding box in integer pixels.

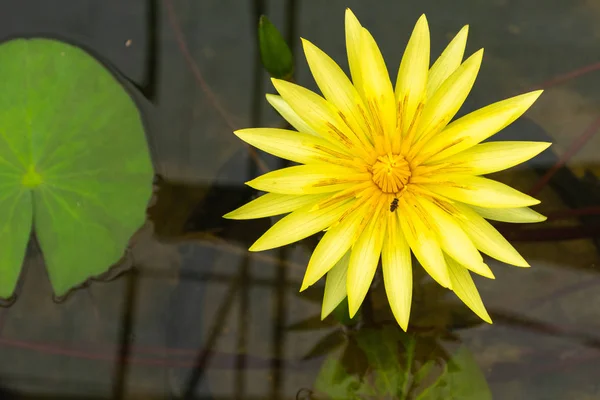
[{"left": 371, "top": 154, "right": 411, "bottom": 193}]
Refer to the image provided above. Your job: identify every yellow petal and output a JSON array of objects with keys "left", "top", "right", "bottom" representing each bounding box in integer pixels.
[
  {"left": 382, "top": 212, "right": 412, "bottom": 331},
  {"left": 413, "top": 49, "right": 483, "bottom": 144},
  {"left": 347, "top": 202, "right": 386, "bottom": 317},
  {"left": 266, "top": 94, "right": 318, "bottom": 135},
  {"left": 421, "top": 90, "right": 543, "bottom": 164},
  {"left": 360, "top": 28, "right": 397, "bottom": 146},
  {"left": 312, "top": 182, "right": 376, "bottom": 211},
  {"left": 451, "top": 202, "right": 529, "bottom": 267},
  {"left": 301, "top": 200, "right": 373, "bottom": 290},
  {"left": 416, "top": 196, "right": 494, "bottom": 279},
  {"left": 437, "top": 141, "right": 551, "bottom": 175},
  {"left": 271, "top": 78, "right": 366, "bottom": 154},
  {"left": 234, "top": 128, "right": 355, "bottom": 165},
  {"left": 249, "top": 198, "right": 353, "bottom": 251},
  {"left": 422, "top": 174, "right": 540, "bottom": 208},
  {"left": 426, "top": 25, "right": 468, "bottom": 99},
  {"left": 446, "top": 256, "right": 492, "bottom": 324},
  {"left": 345, "top": 8, "right": 364, "bottom": 95},
  {"left": 398, "top": 194, "right": 451, "bottom": 288},
  {"left": 246, "top": 165, "right": 370, "bottom": 195},
  {"left": 321, "top": 251, "right": 350, "bottom": 319},
  {"left": 469, "top": 204, "right": 547, "bottom": 223},
  {"left": 395, "top": 14, "right": 429, "bottom": 135},
  {"left": 302, "top": 38, "right": 372, "bottom": 146},
  {"left": 224, "top": 193, "right": 327, "bottom": 220}
]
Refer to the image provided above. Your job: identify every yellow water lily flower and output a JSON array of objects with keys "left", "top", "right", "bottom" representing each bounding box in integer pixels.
[{"left": 225, "top": 9, "right": 549, "bottom": 330}]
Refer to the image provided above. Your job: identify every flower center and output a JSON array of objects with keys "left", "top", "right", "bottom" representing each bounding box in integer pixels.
[{"left": 371, "top": 154, "right": 411, "bottom": 193}]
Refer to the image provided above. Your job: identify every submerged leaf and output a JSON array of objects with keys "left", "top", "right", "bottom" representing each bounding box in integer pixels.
[
  {"left": 354, "top": 327, "right": 404, "bottom": 396},
  {"left": 417, "top": 346, "right": 492, "bottom": 400},
  {"left": 314, "top": 356, "right": 362, "bottom": 399}
]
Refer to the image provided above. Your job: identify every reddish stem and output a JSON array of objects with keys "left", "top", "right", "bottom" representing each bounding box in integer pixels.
[
  {"left": 546, "top": 206, "right": 600, "bottom": 220},
  {"left": 0, "top": 337, "right": 285, "bottom": 369},
  {"left": 528, "top": 116, "right": 600, "bottom": 196},
  {"left": 163, "top": 0, "right": 236, "bottom": 130},
  {"left": 163, "top": 0, "right": 268, "bottom": 173},
  {"left": 530, "top": 61, "right": 600, "bottom": 91},
  {"left": 0, "top": 337, "right": 178, "bottom": 367},
  {"left": 530, "top": 62, "right": 600, "bottom": 196}
]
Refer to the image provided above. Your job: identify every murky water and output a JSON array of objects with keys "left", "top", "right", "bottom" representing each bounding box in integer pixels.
[{"left": 0, "top": 0, "right": 600, "bottom": 398}]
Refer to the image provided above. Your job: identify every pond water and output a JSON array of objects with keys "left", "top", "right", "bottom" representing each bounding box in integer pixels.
[{"left": 1, "top": 0, "right": 600, "bottom": 399}]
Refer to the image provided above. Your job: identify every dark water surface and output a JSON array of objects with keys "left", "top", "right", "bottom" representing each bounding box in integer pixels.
[{"left": 1, "top": 0, "right": 600, "bottom": 399}]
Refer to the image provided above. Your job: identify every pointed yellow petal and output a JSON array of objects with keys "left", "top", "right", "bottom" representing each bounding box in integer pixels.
[
  {"left": 422, "top": 174, "right": 540, "bottom": 208},
  {"left": 321, "top": 251, "right": 350, "bottom": 319},
  {"left": 246, "top": 165, "right": 370, "bottom": 195},
  {"left": 398, "top": 194, "right": 451, "bottom": 289},
  {"left": 426, "top": 25, "right": 468, "bottom": 99},
  {"left": 224, "top": 193, "right": 327, "bottom": 220},
  {"left": 438, "top": 141, "right": 551, "bottom": 175},
  {"left": 416, "top": 196, "right": 494, "bottom": 279},
  {"left": 469, "top": 204, "right": 547, "bottom": 223},
  {"left": 414, "top": 49, "right": 483, "bottom": 143},
  {"left": 382, "top": 212, "right": 412, "bottom": 331},
  {"left": 302, "top": 38, "right": 371, "bottom": 145},
  {"left": 395, "top": 14, "right": 429, "bottom": 133},
  {"left": 266, "top": 94, "right": 318, "bottom": 135},
  {"left": 421, "top": 90, "right": 543, "bottom": 164},
  {"left": 234, "top": 128, "right": 355, "bottom": 165},
  {"left": 345, "top": 8, "right": 364, "bottom": 95},
  {"left": 249, "top": 198, "right": 354, "bottom": 252},
  {"left": 360, "top": 28, "right": 397, "bottom": 144},
  {"left": 347, "top": 202, "right": 386, "bottom": 317},
  {"left": 271, "top": 78, "right": 365, "bottom": 154},
  {"left": 451, "top": 202, "right": 529, "bottom": 267},
  {"left": 302, "top": 200, "right": 373, "bottom": 290},
  {"left": 446, "top": 256, "right": 492, "bottom": 324}
]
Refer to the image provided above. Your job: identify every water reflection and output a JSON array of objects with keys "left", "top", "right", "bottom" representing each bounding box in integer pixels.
[{"left": 0, "top": 0, "right": 600, "bottom": 398}]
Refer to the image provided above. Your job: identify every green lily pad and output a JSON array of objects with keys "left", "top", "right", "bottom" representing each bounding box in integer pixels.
[{"left": 0, "top": 38, "right": 153, "bottom": 298}]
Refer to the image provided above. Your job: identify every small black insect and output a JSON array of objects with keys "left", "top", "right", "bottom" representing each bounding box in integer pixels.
[{"left": 390, "top": 197, "right": 399, "bottom": 212}]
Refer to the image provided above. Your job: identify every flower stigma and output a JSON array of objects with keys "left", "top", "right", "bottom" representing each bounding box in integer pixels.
[{"left": 371, "top": 153, "right": 411, "bottom": 193}]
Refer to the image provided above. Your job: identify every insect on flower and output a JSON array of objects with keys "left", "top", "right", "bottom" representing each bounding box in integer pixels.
[
  {"left": 224, "top": 8, "right": 550, "bottom": 330},
  {"left": 390, "top": 197, "right": 399, "bottom": 213}
]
